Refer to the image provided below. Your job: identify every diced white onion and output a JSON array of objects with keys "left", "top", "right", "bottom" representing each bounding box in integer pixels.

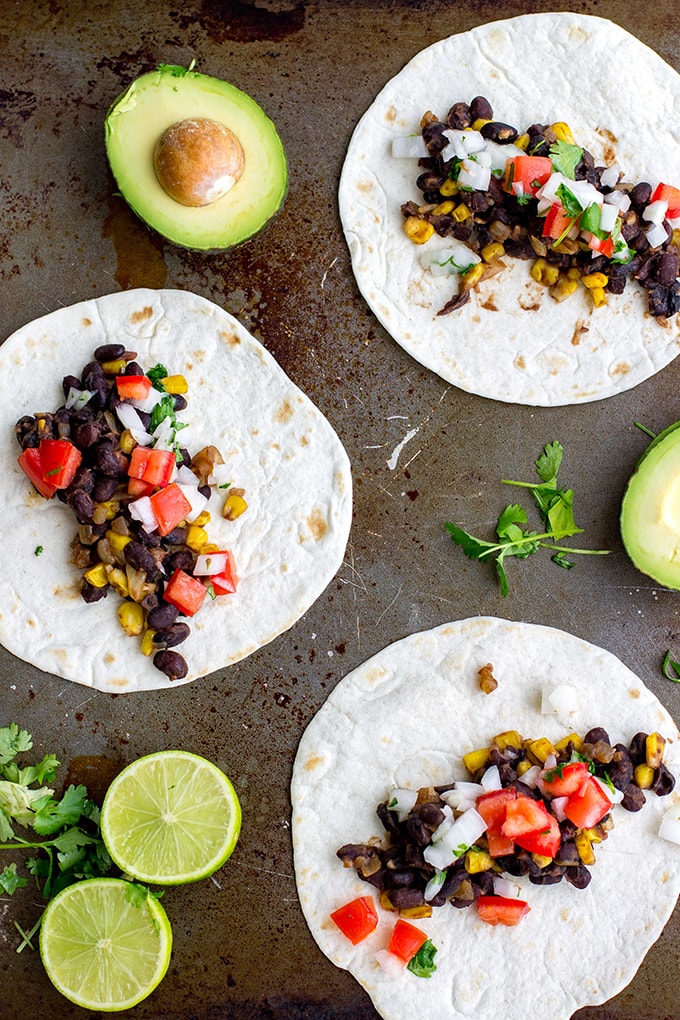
[
  {"left": 176, "top": 482, "right": 208, "bottom": 523},
  {"left": 424, "top": 870, "right": 446, "bottom": 902},
  {"left": 512, "top": 181, "right": 525, "bottom": 198},
  {"left": 128, "top": 495, "right": 158, "bottom": 533},
  {"left": 419, "top": 244, "right": 481, "bottom": 277},
  {"left": 440, "top": 780, "right": 485, "bottom": 813},
  {"left": 152, "top": 418, "right": 177, "bottom": 452},
  {"left": 375, "top": 949, "right": 405, "bottom": 978},
  {"left": 116, "top": 401, "right": 152, "bottom": 444},
  {"left": 386, "top": 788, "right": 418, "bottom": 822},
  {"left": 537, "top": 172, "right": 601, "bottom": 211},
  {"left": 457, "top": 158, "right": 491, "bottom": 192},
  {"left": 423, "top": 839, "right": 458, "bottom": 870},
  {"left": 643, "top": 199, "right": 668, "bottom": 225},
  {"left": 592, "top": 776, "right": 624, "bottom": 805},
  {"left": 541, "top": 683, "right": 578, "bottom": 716},
  {"left": 550, "top": 795, "right": 569, "bottom": 822},
  {"left": 391, "top": 134, "right": 429, "bottom": 158},
  {"left": 603, "top": 190, "right": 631, "bottom": 213},
  {"left": 646, "top": 222, "right": 669, "bottom": 249},
  {"left": 486, "top": 140, "right": 524, "bottom": 170},
  {"left": 658, "top": 805, "right": 680, "bottom": 846},
  {"left": 430, "top": 804, "right": 455, "bottom": 843},
  {"left": 439, "top": 808, "right": 487, "bottom": 853},
  {"left": 536, "top": 172, "right": 572, "bottom": 205},
  {"left": 176, "top": 464, "right": 199, "bottom": 487},
  {"left": 480, "top": 765, "right": 503, "bottom": 792},
  {"left": 598, "top": 202, "right": 619, "bottom": 234},
  {"left": 194, "top": 551, "right": 229, "bottom": 576},
  {"left": 475, "top": 149, "right": 492, "bottom": 168},
  {"left": 209, "top": 463, "right": 232, "bottom": 488},
  {"left": 65, "top": 387, "right": 94, "bottom": 410},
  {"left": 130, "top": 387, "right": 165, "bottom": 413},
  {"left": 492, "top": 875, "right": 523, "bottom": 899},
  {"left": 599, "top": 165, "right": 619, "bottom": 188},
  {"left": 543, "top": 753, "right": 557, "bottom": 771},
  {"left": 519, "top": 764, "right": 541, "bottom": 789}
]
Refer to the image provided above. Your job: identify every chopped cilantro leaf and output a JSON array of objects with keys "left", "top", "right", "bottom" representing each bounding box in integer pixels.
[
  {"left": 549, "top": 139, "right": 583, "bottom": 179},
  {"left": 407, "top": 939, "right": 438, "bottom": 978},
  {"left": 0, "top": 863, "right": 28, "bottom": 895},
  {"left": 555, "top": 182, "right": 582, "bottom": 217},
  {"left": 147, "top": 363, "right": 169, "bottom": 391},
  {"left": 34, "top": 546, "right": 43, "bottom": 556},
  {"left": 662, "top": 650, "right": 680, "bottom": 682}
]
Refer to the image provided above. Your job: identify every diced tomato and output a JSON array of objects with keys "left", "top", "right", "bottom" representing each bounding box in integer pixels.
[
  {"left": 38, "top": 438, "right": 82, "bottom": 489},
  {"left": 501, "top": 795, "right": 560, "bottom": 857},
  {"left": 128, "top": 446, "right": 175, "bottom": 489},
  {"left": 17, "top": 447, "right": 57, "bottom": 498},
  {"left": 651, "top": 182, "right": 680, "bottom": 219},
  {"left": 206, "top": 550, "right": 239, "bottom": 596},
  {"left": 387, "top": 919, "right": 427, "bottom": 965},
  {"left": 541, "top": 761, "right": 591, "bottom": 798},
  {"left": 477, "top": 895, "right": 530, "bottom": 927},
  {"left": 149, "top": 482, "right": 191, "bottom": 536},
  {"left": 476, "top": 788, "right": 517, "bottom": 857},
  {"left": 563, "top": 775, "right": 611, "bottom": 829},
  {"left": 330, "top": 896, "right": 378, "bottom": 945},
  {"left": 587, "top": 233, "right": 614, "bottom": 258},
  {"left": 503, "top": 155, "right": 553, "bottom": 197},
  {"left": 542, "top": 201, "right": 575, "bottom": 239},
  {"left": 127, "top": 477, "right": 156, "bottom": 499},
  {"left": 163, "top": 568, "right": 207, "bottom": 616},
  {"left": 116, "top": 374, "right": 152, "bottom": 401}
]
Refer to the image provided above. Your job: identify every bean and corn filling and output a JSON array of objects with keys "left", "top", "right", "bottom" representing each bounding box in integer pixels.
[
  {"left": 401, "top": 96, "right": 680, "bottom": 318},
  {"left": 14, "top": 344, "right": 246, "bottom": 681},
  {"left": 337, "top": 726, "right": 675, "bottom": 919}
]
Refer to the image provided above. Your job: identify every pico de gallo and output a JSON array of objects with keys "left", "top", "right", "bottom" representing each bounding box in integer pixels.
[
  {"left": 395, "top": 95, "right": 680, "bottom": 318},
  {"left": 332, "top": 722, "right": 676, "bottom": 975},
  {"left": 14, "top": 344, "right": 246, "bottom": 680}
]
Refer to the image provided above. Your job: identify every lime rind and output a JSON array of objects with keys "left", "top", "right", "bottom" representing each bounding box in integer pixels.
[
  {"left": 100, "top": 750, "right": 241, "bottom": 884},
  {"left": 39, "top": 878, "right": 172, "bottom": 1011}
]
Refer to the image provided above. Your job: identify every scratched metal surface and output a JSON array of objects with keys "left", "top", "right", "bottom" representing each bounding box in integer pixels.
[{"left": 1, "top": 1, "right": 680, "bottom": 1018}]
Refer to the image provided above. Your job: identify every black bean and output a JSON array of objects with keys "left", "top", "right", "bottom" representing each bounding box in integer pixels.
[
  {"left": 146, "top": 601, "right": 179, "bottom": 630},
  {"left": 565, "top": 865, "right": 591, "bottom": 890},
  {"left": 376, "top": 801, "right": 400, "bottom": 837},
  {"left": 94, "top": 440, "right": 129, "bottom": 477},
  {"left": 480, "top": 121, "right": 518, "bottom": 144},
  {"left": 469, "top": 96, "right": 493, "bottom": 122},
  {"left": 153, "top": 622, "right": 191, "bottom": 648},
  {"left": 124, "top": 541, "right": 158, "bottom": 574},
  {"left": 163, "top": 526, "right": 187, "bottom": 545},
  {"left": 153, "top": 649, "right": 188, "bottom": 680},
  {"left": 15, "top": 416, "right": 40, "bottom": 450},
  {"left": 62, "top": 374, "right": 83, "bottom": 398},
  {"left": 125, "top": 361, "right": 143, "bottom": 375},
  {"left": 417, "top": 802, "right": 445, "bottom": 827},
  {"left": 173, "top": 394, "right": 187, "bottom": 412},
  {"left": 384, "top": 870, "right": 414, "bottom": 889},
  {"left": 81, "top": 579, "right": 108, "bottom": 603},
  {"left": 73, "top": 420, "right": 102, "bottom": 451},
  {"left": 630, "top": 181, "right": 652, "bottom": 208},
  {"left": 386, "top": 888, "right": 424, "bottom": 910},
  {"left": 621, "top": 782, "right": 646, "bottom": 812},
  {"left": 446, "top": 101, "right": 471, "bottom": 130},
  {"left": 164, "top": 549, "right": 194, "bottom": 574},
  {"left": 92, "top": 475, "right": 119, "bottom": 502},
  {"left": 68, "top": 489, "right": 95, "bottom": 525},
  {"left": 95, "top": 344, "right": 126, "bottom": 362},
  {"left": 583, "top": 727, "right": 610, "bottom": 745},
  {"left": 656, "top": 252, "right": 679, "bottom": 287},
  {"left": 651, "top": 761, "right": 676, "bottom": 797}
]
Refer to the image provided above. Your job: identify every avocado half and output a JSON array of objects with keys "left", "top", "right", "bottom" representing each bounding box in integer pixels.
[
  {"left": 104, "top": 64, "right": 288, "bottom": 251},
  {"left": 620, "top": 421, "right": 680, "bottom": 588}
]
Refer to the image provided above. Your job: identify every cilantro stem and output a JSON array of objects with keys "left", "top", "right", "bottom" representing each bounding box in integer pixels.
[
  {"left": 14, "top": 915, "right": 42, "bottom": 953},
  {"left": 476, "top": 531, "right": 608, "bottom": 560},
  {"left": 634, "top": 421, "right": 657, "bottom": 439}
]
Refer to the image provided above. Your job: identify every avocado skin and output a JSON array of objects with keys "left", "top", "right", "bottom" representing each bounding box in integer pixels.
[
  {"left": 104, "top": 64, "right": 288, "bottom": 252},
  {"left": 620, "top": 419, "right": 680, "bottom": 589}
]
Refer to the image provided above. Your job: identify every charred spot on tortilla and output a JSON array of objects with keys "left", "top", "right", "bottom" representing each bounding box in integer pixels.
[
  {"left": 306, "top": 508, "right": 328, "bottom": 541},
  {"left": 82, "top": 318, "right": 92, "bottom": 327},
  {"left": 274, "top": 399, "right": 294, "bottom": 424},
  {"left": 220, "top": 329, "right": 241, "bottom": 347},
  {"left": 571, "top": 322, "right": 589, "bottom": 345},
  {"left": 130, "top": 306, "right": 153, "bottom": 324}
]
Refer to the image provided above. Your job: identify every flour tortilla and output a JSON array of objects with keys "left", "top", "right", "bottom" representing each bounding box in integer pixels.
[
  {"left": 339, "top": 13, "right": 680, "bottom": 405},
  {"left": 291, "top": 617, "right": 680, "bottom": 1020},
  {"left": 0, "top": 289, "right": 352, "bottom": 692}
]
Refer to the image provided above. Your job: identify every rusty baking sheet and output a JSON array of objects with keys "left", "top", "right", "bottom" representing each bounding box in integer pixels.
[{"left": 1, "top": 2, "right": 679, "bottom": 1018}]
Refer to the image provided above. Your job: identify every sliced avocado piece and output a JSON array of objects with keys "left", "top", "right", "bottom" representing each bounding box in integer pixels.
[
  {"left": 621, "top": 422, "right": 680, "bottom": 588},
  {"left": 104, "top": 64, "right": 287, "bottom": 251}
]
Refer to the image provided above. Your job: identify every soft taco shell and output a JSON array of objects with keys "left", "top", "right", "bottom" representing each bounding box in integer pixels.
[
  {"left": 0, "top": 289, "right": 352, "bottom": 693},
  {"left": 339, "top": 13, "right": 680, "bottom": 405},
  {"left": 291, "top": 617, "right": 680, "bottom": 1020}
]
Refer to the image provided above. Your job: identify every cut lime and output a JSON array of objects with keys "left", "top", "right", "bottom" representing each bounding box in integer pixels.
[
  {"left": 39, "top": 877, "right": 172, "bottom": 1011},
  {"left": 100, "top": 750, "right": 241, "bottom": 884}
]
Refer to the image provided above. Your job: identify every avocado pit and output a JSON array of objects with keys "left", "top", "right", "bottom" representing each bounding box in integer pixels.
[{"left": 153, "top": 117, "right": 245, "bottom": 208}]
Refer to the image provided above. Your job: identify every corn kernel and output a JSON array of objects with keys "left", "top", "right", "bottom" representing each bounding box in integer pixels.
[
  {"left": 106, "top": 530, "right": 132, "bottom": 564},
  {"left": 551, "top": 122, "right": 575, "bottom": 144},
  {"left": 201, "top": 543, "right": 221, "bottom": 555},
  {"left": 574, "top": 830, "right": 596, "bottom": 866},
  {"left": 100, "top": 358, "right": 128, "bottom": 375},
  {"left": 463, "top": 747, "right": 491, "bottom": 774},
  {"left": 105, "top": 565, "right": 129, "bottom": 598},
  {"left": 566, "top": 267, "right": 582, "bottom": 280},
  {"left": 117, "top": 601, "right": 144, "bottom": 636},
  {"left": 462, "top": 263, "right": 484, "bottom": 289},
  {"left": 465, "top": 848, "right": 493, "bottom": 873},
  {"left": 471, "top": 118, "right": 491, "bottom": 131},
  {"left": 531, "top": 853, "right": 553, "bottom": 869},
  {"left": 634, "top": 763, "right": 655, "bottom": 789},
  {"left": 83, "top": 563, "right": 109, "bottom": 588},
  {"left": 672, "top": 228, "right": 680, "bottom": 247},
  {"left": 185, "top": 525, "right": 209, "bottom": 552},
  {"left": 481, "top": 242, "right": 505, "bottom": 263},
  {"left": 140, "top": 628, "right": 157, "bottom": 656},
  {"left": 399, "top": 904, "right": 433, "bottom": 919},
  {"left": 433, "top": 200, "right": 455, "bottom": 215},
  {"left": 550, "top": 276, "right": 579, "bottom": 302},
  {"left": 646, "top": 732, "right": 666, "bottom": 770},
  {"left": 515, "top": 132, "right": 530, "bottom": 151},
  {"left": 531, "top": 258, "right": 559, "bottom": 286},
  {"left": 526, "top": 737, "right": 556, "bottom": 765},
  {"left": 585, "top": 825, "right": 605, "bottom": 844},
  {"left": 161, "top": 374, "right": 188, "bottom": 394},
  {"left": 589, "top": 286, "right": 607, "bottom": 308},
  {"left": 516, "top": 759, "right": 534, "bottom": 777},
  {"left": 93, "top": 500, "right": 121, "bottom": 525},
  {"left": 439, "top": 177, "right": 459, "bottom": 197},
  {"left": 493, "top": 730, "right": 523, "bottom": 751},
  {"left": 223, "top": 493, "right": 248, "bottom": 521},
  {"left": 193, "top": 510, "right": 211, "bottom": 527},
  {"left": 118, "top": 429, "right": 137, "bottom": 455},
  {"left": 554, "top": 732, "right": 584, "bottom": 754},
  {"left": 581, "top": 271, "right": 609, "bottom": 289},
  {"left": 452, "top": 202, "right": 471, "bottom": 222},
  {"left": 403, "top": 215, "right": 434, "bottom": 244},
  {"left": 379, "top": 890, "right": 398, "bottom": 912}
]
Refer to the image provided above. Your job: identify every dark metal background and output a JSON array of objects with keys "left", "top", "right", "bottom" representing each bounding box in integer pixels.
[{"left": 1, "top": 1, "right": 679, "bottom": 1018}]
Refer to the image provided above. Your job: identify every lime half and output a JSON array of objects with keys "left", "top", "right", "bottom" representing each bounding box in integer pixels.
[
  {"left": 100, "top": 750, "right": 241, "bottom": 884},
  {"left": 39, "top": 878, "right": 172, "bottom": 1011}
]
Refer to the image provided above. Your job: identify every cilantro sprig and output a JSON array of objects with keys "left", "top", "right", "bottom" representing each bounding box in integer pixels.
[
  {"left": 445, "top": 441, "right": 609, "bottom": 596},
  {"left": 662, "top": 650, "right": 680, "bottom": 682},
  {"left": 407, "top": 938, "right": 438, "bottom": 978}
]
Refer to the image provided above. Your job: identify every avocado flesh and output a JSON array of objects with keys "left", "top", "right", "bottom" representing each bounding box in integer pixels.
[
  {"left": 621, "top": 424, "right": 680, "bottom": 588},
  {"left": 104, "top": 66, "right": 287, "bottom": 251}
]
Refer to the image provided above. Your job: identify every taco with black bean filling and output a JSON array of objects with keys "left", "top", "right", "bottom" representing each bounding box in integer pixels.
[
  {"left": 339, "top": 13, "right": 680, "bottom": 405},
  {"left": 291, "top": 617, "right": 680, "bottom": 1020},
  {"left": 0, "top": 289, "right": 352, "bottom": 692}
]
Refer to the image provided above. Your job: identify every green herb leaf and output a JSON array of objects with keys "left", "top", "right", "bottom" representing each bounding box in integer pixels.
[
  {"left": 407, "top": 939, "right": 438, "bottom": 978},
  {"left": 662, "top": 649, "right": 680, "bottom": 682},
  {"left": 0, "top": 863, "right": 28, "bottom": 895},
  {"left": 549, "top": 139, "right": 583, "bottom": 179},
  {"left": 0, "top": 725, "right": 33, "bottom": 767},
  {"left": 34, "top": 546, "right": 43, "bottom": 556},
  {"left": 32, "top": 785, "right": 88, "bottom": 836},
  {"left": 555, "top": 182, "right": 582, "bottom": 217},
  {"left": 147, "top": 363, "right": 169, "bottom": 391}
]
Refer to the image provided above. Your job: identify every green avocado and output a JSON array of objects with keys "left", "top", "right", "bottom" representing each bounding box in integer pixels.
[
  {"left": 620, "top": 421, "right": 680, "bottom": 588},
  {"left": 104, "top": 64, "right": 287, "bottom": 251}
]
